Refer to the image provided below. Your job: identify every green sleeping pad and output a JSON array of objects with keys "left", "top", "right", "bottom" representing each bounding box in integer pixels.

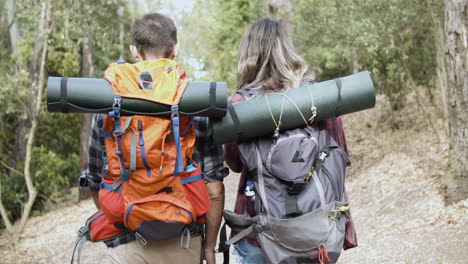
[
  {"left": 211, "top": 71, "right": 376, "bottom": 144},
  {"left": 47, "top": 77, "right": 228, "bottom": 117}
]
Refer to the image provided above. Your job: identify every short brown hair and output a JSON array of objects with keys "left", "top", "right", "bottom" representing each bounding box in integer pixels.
[{"left": 131, "top": 13, "right": 177, "bottom": 59}]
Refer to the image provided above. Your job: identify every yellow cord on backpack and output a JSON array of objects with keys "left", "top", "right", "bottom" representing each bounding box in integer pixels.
[
  {"left": 266, "top": 94, "right": 286, "bottom": 138},
  {"left": 265, "top": 85, "right": 318, "bottom": 138},
  {"left": 306, "top": 85, "right": 317, "bottom": 123}
]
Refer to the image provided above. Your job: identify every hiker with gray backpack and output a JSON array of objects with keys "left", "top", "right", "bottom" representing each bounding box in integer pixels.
[{"left": 222, "top": 18, "right": 358, "bottom": 264}]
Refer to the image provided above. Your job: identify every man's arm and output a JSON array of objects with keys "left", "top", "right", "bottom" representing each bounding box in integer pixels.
[
  {"left": 192, "top": 117, "right": 229, "bottom": 264},
  {"left": 205, "top": 181, "right": 224, "bottom": 264},
  {"left": 83, "top": 114, "right": 106, "bottom": 209}
]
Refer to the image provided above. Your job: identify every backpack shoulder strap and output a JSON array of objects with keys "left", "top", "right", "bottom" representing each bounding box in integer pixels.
[{"left": 71, "top": 226, "right": 88, "bottom": 264}]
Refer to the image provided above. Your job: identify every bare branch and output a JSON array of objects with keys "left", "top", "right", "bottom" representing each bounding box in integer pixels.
[
  {"left": 0, "top": 159, "right": 23, "bottom": 176},
  {"left": 0, "top": 175, "right": 14, "bottom": 232}
]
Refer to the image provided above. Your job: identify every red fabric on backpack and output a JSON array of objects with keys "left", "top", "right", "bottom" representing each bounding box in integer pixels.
[
  {"left": 98, "top": 179, "right": 125, "bottom": 224},
  {"left": 87, "top": 211, "right": 124, "bottom": 241},
  {"left": 180, "top": 163, "right": 211, "bottom": 223}
]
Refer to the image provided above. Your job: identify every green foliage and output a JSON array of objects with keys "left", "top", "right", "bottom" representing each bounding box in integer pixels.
[
  {"left": 0, "top": 70, "right": 31, "bottom": 117},
  {"left": 0, "top": 0, "right": 132, "bottom": 226},
  {"left": 30, "top": 146, "right": 80, "bottom": 206},
  {"left": 179, "top": 0, "right": 266, "bottom": 93},
  {"left": 36, "top": 113, "right": 80, "bottom": 157},
  {"left": 0, "top": 146, "right": 79, "bottom": 224},
  {"left": 47, "top": 35, "right": 81, "bottom": 77},
  {"left": 294, "top": 0, "right": 441, "bottom": 110}
]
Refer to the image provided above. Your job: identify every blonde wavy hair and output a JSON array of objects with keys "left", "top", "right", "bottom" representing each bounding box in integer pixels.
[{"left": 236, "top": 18, "right": 314, "bottom": 92}]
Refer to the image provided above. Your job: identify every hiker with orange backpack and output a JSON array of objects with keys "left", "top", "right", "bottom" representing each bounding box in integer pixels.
[{"left": 76, "top": 13, "right": 228, "bottom": 264}]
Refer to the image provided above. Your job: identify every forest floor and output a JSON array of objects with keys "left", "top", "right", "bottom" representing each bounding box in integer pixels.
[{"left": 0, "top": 93, "right": 467, "bottom": 264}]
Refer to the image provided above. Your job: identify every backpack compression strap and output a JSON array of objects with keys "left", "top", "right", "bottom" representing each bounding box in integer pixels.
[
  {"left": 171, "top": 105, "right": 184, "bottom": 176},
  {"left": 109, "top": 96, "right": 137, "bottom": 190}
]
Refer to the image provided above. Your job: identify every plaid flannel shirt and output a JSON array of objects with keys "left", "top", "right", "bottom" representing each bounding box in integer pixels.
[{"left": 87, "top": 114, "right": 228, "bottom": 189}]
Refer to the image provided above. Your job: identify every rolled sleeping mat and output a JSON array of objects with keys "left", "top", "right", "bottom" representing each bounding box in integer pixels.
[
  {"left": 47, "top": 77, "right": 228, "bottom": 117},
  {"left": 211, "top": 71, "right": 376, "bottom": 145}
]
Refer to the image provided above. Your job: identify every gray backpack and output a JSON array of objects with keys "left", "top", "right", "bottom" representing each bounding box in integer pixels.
[{"left": 224, "top": 124, "right": 351, "bottom": 264}]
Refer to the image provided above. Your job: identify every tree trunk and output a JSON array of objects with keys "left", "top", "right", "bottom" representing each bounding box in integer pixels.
[
  {"left": 15, "top": 0, "right": 51, "bottom": 238},
  {"left": 444, "top": 0, "right": 467, "bottom": 203},
  {"left": 268, "top": 0, "right": 294, "bottom": 35},
  {"left": 78, "top": 25, "right": 94, "bottom": 201},
  {"left": 6, "top": 0, "right": 29, "bottom": 168},
  {"left": 5, "top": 0, "right": 21, "bottom": 54}
]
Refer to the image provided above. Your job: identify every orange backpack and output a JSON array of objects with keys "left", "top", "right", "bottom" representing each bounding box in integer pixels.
[
  {"left": 71, "top": 59, "right": 211, "bottom": 263},
  {"left": 98, "top": 59, "right": 210, "bottom": 242}
]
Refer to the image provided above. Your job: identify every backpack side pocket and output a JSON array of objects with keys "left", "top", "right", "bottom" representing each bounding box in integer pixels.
[
  {"left": 87, "top": 211, "right": 125, "bottom": 242},
  {"left": 99, "top": 179, "right": 125, "bottom": 224},
  {"left": 180, "top": 163, "right": 211, "bottom": 223}
]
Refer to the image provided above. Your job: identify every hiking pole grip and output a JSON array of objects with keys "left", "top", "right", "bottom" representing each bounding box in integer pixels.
[
  {"left": 211, "top": 71, "right": 376, "bottom": 144},
  {"left": 47, "top": 77, "right": 228, "bottom": 117}
]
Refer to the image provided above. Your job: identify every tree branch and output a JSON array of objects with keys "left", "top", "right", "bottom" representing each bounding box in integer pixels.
[
  {"left": 0, "top": 175, "right": 14, "bottom": 232},
  {"left": 0, "top": 159, "right": 23, "bottom": 176}
]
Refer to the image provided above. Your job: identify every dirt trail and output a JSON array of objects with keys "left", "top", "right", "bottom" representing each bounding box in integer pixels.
[{"left": 0, "top": 94, "right": 466, "bottom": 264}]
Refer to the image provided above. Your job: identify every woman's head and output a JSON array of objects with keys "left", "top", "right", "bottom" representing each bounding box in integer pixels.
[{"left": 237, "top": 18, "right": 313, "bottom": 92}]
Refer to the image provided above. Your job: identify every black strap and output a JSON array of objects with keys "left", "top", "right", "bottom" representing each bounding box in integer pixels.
[
  {"left": 285, "top": 195, "right": 302, "bottom": 217},
  {"left": 227, "top": 102, "right": 243, "bottom": 142},
  {"left": 335, "top": 78, "right": 343, "bottom": 116},
  {"left": 60, "top": 77, "right": 69, "bottom": 113},
  {"left": 209, "top": 82, "right": 217, "bottom": 111},
  {"left": 217, "top": 222, "right": 230, "bottom": 264},
  {"left": 275, "top": 177, "right": 305, "bottom": 217}
]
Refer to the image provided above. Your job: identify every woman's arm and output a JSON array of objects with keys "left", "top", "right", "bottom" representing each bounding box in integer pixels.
[{"left": 224, "top": 143, "right": 243, "bottom": 173}]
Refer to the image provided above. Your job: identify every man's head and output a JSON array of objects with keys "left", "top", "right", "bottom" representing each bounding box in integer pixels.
[{"left": 130, "top": 13, "right": 178, "bottom": 61}]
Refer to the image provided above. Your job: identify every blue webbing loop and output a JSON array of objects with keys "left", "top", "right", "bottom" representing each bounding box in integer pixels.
[
  {"left": 99, "top": 128, "right": 113, "bottom": 138},
  {"left": 181, "top": 173, "right": 205, "bottom": 184},
  {"left": 100, "top": 182, "right": 122, "bottom": 193},
  {"left": 117, "top": 59, "right": 125, "bottom": 64},
  {"left": 171, "top": 105, "right": 183, "bottom": 176}
]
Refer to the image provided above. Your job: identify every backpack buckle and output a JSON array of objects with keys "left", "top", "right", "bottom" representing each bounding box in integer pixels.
[
  {"left": 78, "top": 226, "right": 89, "bottom": 237},
  {"left": 171, "top": 104, "right": 179, "bottom": 118},
  {"left": 287, "top": 182, "right": 305, "bottom": 195},
  {"left": 135, "top": 232, "right": 148, "bottom": 248},
  {"left": 112, "top": 97, "right": 122, "bottom": 109},
  {"left": 319, "top": 148, "right": 330, "bottom": 161}
]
